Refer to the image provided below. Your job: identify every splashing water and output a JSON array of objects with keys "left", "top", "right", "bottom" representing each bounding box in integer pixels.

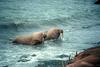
[{"left": 0, "top": 0, "right": 100, "bottom": 67}]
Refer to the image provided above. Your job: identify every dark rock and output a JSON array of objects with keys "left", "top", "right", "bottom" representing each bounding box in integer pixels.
[
  {"left": 17, "top": 54, "right": 31, "bottom": 62},
  {"left": 31, "top": 54, "right": 36, "bottom": 57},
  {"left": 67, "top": 55, "right": 100, "bottom": 67},
  {"left": 17, "top": 59, "right": 30, "bottom": 62},
  {"left": 95, "top": 0, "right": 100, "bottom": 4},
  {"left": 20, "top": 55, "right": 29, "bottom": 58},
  {"left": 56, "top": 54, "right": 69, "bottom": 58},
  {"left": 66, "top": 46, "right": 100, "bottom": 67},
  {"left": 2, "top": 65, "right": 8, "bottom": 67},
  {"left": 36, "top": 60, "right": 67, "bottom": 67}
]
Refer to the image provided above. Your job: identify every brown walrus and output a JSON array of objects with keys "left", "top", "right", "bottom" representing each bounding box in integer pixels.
[
  {"left": 44, "top": 28, "right": 63, "bottom": 40},
  {"left": 12, "top": 32, "right": 46, "bottom": 45}
]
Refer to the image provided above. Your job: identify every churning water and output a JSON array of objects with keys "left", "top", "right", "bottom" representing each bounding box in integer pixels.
[{"left": 0, "top": 0, "right": 100, "bottom": 67}]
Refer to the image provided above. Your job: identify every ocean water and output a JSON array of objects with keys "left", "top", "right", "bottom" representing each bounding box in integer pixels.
[{"left": 0, "top": 0, "right": 100, "bottom": 67}]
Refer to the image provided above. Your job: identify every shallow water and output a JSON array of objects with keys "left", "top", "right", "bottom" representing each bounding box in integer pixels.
[{"left": 0, "top": 0, "right": 100, "bottom": 67}]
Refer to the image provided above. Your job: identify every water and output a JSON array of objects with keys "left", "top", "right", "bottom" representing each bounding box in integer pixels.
[{"left": 0, "top": 0, "right": 100, "bottom": 67}]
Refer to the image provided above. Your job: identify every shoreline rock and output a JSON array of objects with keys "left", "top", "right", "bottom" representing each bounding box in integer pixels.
[
  {"left": 95, "top": 0, "right": 100, "bottom": 4},
  {"left": 67, "top": 46, "right": 100, "bottom": 67}
]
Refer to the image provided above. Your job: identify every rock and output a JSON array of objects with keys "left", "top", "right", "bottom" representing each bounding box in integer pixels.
[
  {"left": 2, "top": 65, "right": 8, "bottom": 67},
  {"left": 66, "top": 46, "right": 100, "bottom": 67},
  {"left": 56, "top": 54, "right": 69, "bottom": 58},
  {"left": 17, "top": 54, "right": 31, "bottom": 62},
  {"left": 95, "top": 0, "right": 100, "bottom": 4},
  {"left": 31, "top": 54, "right": 36, "bottom": 57},
  {"left": 71, "top": 52, "right": 90, "bottom": 63},
  {"left": 67, "top": 60, "right": 94, "bottom": 67},
  {"left": 81, "top": 55, "right": 100, "bottom": 65},
  {"left": 18, "top": 59, "right": 30, "bottom": 62}
]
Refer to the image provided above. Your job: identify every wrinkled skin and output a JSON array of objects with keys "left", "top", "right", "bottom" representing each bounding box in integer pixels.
[
  {"left": 12, "top": 32, "right": 46, "bottom": 45},
  {"left": 45, "top": 28, "right": 63, "bottom": 40}
]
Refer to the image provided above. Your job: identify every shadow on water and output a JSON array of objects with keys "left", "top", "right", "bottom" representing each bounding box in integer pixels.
[
  {"left": 32, "top": 43, "right": 47, "bottom": 50},
  {"left": 0, "top": 21, "right": 41, "bottom": 32},
  {"left": 2, "top": 60, "right": 69, "bottom": 67},
  {"left": 82, "top": 23, "right": 100, "bottom": 29},
  {"left": 0, "top": 22, "right": 23, "bottom": 31},
  {"left": 43, "top": 39, "right": 64, "bottom": 47}
]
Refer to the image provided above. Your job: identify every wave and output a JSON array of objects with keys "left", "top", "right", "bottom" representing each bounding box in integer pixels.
[
  {"left": 0, "top": 17, "right": 68, "bottom": 30},
  {"left": 82, "top": 23, "right": 100, "bottom": 29},
  {"left": 0, "top": 22, "right": 41, "bottom": 30}
]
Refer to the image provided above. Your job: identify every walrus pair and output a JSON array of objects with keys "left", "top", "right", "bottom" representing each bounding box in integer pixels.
[{"left": 12, "top": 28, "right": 63, "bottom": 45}]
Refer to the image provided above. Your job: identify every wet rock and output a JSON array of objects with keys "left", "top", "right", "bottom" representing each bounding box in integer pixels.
[
  {"left": 56, "top": 54, "right": 69, "bottom": 58},
  {"left": 67, "top": 55, "right": 100, "bottom": 67},
  {"left": 72, "top": 52, "right": 90, "bottom": 62},
  {"left": 66, "top": 46, "right": 100, "bottom": 67},
  {"left": 31, "top": 54, "right": 36, "bottom": 57},
  {"left": 2, "top": 65, "right": 8, "bottom": 67},
  {"left": 17, "top": 54, "right": 31, "bottom": 62},
  {"left": 67, "top": 60, "right": 94, "bottom": 67},
  {"left": 18, "top": 59, "right": 30, "bottom": 62},
  {"left": 95, "top": 0, "right": 100, "bottom": 4},
  {"left": 20, "top": 55, "right": 29, "bottom": 58},
  {"left": 37, "top": 60, "right": 67, "bottom": 67}
]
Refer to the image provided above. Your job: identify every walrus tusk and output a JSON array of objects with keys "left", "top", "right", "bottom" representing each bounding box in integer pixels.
[{"left": 60, "top": 32, "right": 63, "bottom": 40}]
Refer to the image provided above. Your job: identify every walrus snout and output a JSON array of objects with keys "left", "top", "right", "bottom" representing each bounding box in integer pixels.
[{"left": 44, "top": 28, "right": 64, "bottom": 40}]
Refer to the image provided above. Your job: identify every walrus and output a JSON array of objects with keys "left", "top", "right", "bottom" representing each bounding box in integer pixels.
[
  {"left": 44, "top": 28, "right": 63, "bottom": 40},
  {"left": 12, "top": 32, "right": 46, "bottom": 45}
]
